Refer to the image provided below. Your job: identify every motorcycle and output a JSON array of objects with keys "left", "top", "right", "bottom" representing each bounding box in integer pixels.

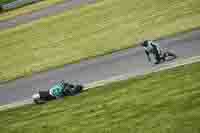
[
  {"left": 152, "top": 49, "right": 177, "bottom": 65},
  {"left": 160, "top": 49, "right": 177, "bottom": 62}
]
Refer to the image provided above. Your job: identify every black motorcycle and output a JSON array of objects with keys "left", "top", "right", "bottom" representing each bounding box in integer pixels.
[{"left": 160, "top": 49, "right": 177, "bottom": 62}]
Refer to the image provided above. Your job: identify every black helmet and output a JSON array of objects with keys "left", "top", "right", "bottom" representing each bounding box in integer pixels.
[{"left": 141, "top": 40, "right": 149, "bottom": 47}]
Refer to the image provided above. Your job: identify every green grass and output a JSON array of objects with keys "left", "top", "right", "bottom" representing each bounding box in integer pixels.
[
  {"left": 0, "top": 0, "right": 200, "bottom": 82},
  {"left": 1, "top": 62, "right": 200, "bottom": 133},
  {"left": 0, "top": 0, "right": 15, "bottom": 5},
  {"left": 0, "top": 0, "right": 65, "bottom": 21}
]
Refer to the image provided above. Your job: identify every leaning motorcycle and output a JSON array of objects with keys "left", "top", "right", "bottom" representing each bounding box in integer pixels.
[{"left": 160, "top": 49, "right": 177, "bottom": 62}]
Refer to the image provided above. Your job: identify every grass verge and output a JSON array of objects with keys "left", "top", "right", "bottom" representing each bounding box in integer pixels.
[
  {"left": 0, "top": 0, "right": 65, "bottom": 21},
  {"left": 1, "top": 62, "right": 200, "bottom": 133},
  {"left": 0, "top": 0, "right": 200, "bottom": 82},
  {"left": 0, "top": 0, "right": 15, "bottom": 5}
]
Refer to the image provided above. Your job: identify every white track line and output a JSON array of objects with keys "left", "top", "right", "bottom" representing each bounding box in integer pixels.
[
  {"left": 1, "top": 56, "right": 200, "bottom": 111},
  {"left": 0, "top": 99, "right": 32, "bottom": 111},
  {"left": 85, "top": 56, "right": 200, "bottom": 89}
]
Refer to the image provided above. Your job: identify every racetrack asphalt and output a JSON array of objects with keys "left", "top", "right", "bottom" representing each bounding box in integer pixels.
[
  {"left": 0, "top": 29, "right": 200, "bottom": 105},
  {"left": 0, "top": 0, "right": 97, "bottom": 31}
]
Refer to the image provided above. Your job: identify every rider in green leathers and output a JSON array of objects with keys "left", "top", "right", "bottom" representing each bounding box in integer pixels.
[
  {"left": 49, "top": 81, "right": 66, "bottom": 97},
  {"left": 33, "top": 80, "right": 83, "bottom": 104}
]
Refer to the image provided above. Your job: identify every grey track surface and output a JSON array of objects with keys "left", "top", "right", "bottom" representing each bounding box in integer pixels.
[
  {"left": 0, "top": 29, "right": 200, "bottom": 105},
  {"left": 0, "top": 0, "right": 96, "bottom": 31}
]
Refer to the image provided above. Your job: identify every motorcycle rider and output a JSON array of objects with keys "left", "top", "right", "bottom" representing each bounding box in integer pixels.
[
  {"left": 49, "top": 80, "right": 67, "bottom": 98},
  {"left": 141, "top": 40, "right": 165, "bottom": 64},
  {"left": 34, "top": 80, "right": 71, "bottom": 102},
  {"left": 33, "top": 80, "right": 83, "bottom": 104}
]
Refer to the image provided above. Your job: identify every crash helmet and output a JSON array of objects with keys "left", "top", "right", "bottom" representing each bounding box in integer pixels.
[
  {"left": 32, "top": 93, "right": 40, "bottom": 99},
  {"left": 141, "top": 40, "right": 151, "bottom": 47}
]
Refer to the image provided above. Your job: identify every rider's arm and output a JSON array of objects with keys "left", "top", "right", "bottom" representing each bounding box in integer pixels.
[
  {"left": 151, "top": 42, "right": 163, "bottom": 57},
  {"left": 151, "top": 41, "right": 161, "bottom": 51},
  {"left": 145, "top": 50, "right": 151, "bottom": 62}
]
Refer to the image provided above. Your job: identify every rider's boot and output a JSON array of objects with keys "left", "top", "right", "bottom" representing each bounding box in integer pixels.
[
  {"left": 154, "top": 52, "right": 161, "bottom": 64},
  {"left": 160, "top": 54, "right": 166, "bottom": 62},
  {"left": 154, "top": 59, "right": 161, "bottom": 64}
]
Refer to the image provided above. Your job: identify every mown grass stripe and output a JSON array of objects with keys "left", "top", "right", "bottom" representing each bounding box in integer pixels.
[{"left": 0, "top": 0, "right": 200, "bottom": 81}]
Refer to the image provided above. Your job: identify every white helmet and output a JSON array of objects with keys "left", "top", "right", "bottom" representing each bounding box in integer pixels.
[{"left": 32, "top": 93, "right": 40, "bottom": 99}]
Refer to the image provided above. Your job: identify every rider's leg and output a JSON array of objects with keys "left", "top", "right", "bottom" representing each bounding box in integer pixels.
[
  {"left": 154, "top": 51, "right": 161, "bottom": 64},
  {"left": 39, "top": 91, "right": 56, "bottom": 101},
  {"left": 160, "top": 52, "right": 166, "bottom": 61}
]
